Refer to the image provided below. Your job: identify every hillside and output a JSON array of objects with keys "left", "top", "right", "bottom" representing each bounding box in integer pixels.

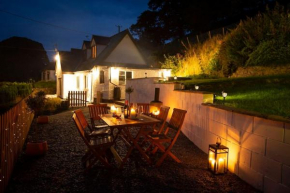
[{"left": 0, "top": 37, "right": 49, "bottom": 82}]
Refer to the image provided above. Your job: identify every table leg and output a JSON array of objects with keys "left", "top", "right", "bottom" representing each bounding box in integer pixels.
[{"left": 121, "top": 126, "right": 152, "bottom": 167}]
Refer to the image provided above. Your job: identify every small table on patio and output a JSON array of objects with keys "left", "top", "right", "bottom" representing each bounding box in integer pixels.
[{"left": 101, "top": 114, "right": 160, "bottom": 168}]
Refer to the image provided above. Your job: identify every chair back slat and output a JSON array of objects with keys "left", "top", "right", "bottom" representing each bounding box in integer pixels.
[
  {"left": 156, "top": 106, "right": 170, "bottom": 134},
  {"left": 137, "top": 103, "right": 150, "bottom": 115},
  {"left": 168, "top": 108, "right": 187, "bottom": 131},
  {"left": 88, "top": 104, "right": 108, "bottom": 121},
  {"left": 72, "top": 112, "right": 85, "bottom": 138},
  {"left": 74, "top": 109, "right": 89, "bottom": 129}
]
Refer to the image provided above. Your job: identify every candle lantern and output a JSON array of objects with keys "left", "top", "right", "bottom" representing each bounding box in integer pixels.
[{"left": 208, "top": 140, "right": 229, "bottom": 174}]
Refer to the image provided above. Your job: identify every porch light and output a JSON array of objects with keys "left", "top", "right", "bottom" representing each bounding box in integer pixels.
[
  {"left": 174, "top": 76, "right": 177, "bottom": 80},
  {"left": 54, "top": 53, "right": 60, "bottom": 61},
  {"left": 208, "top": 138, "right": 228, "bottom": 174},
  {"left": 195, "top": 85, "right": 199, "bottom": 90}
]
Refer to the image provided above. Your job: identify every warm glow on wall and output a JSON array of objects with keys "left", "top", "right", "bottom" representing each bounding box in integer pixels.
[{"left": 160, "top": 69, "right": 171, "bottom": 80}]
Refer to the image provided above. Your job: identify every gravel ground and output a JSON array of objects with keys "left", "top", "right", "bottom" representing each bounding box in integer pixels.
[{"left": 6, "top": 107, "right": 260, "bottom": 193}]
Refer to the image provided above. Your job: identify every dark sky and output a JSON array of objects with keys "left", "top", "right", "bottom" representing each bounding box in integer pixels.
[{"left": 0, "top": 0, "right": 149, "bottom": 60}]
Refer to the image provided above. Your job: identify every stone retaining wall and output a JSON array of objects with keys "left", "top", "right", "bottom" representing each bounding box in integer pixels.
[{"left": 126, "top": 78, "right": 290, "bottom": 192}]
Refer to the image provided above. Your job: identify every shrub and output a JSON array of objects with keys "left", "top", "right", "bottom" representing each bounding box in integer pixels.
[
  {"left": 0, "top": 82, "right": 32, "bottom": 104},
  {"left": 25, "top": 91, "right": 46, "bottom": 115},
  {"left": 219, "top": 4, "right": 290, "bottom": 76},
  {"left": 43, "top": 98, "right": 62, "bottom": 112}
]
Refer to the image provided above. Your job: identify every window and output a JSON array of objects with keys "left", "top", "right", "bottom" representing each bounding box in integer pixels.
[
  {"left": 76, "top": 76, "right": 80, "bottom": 89},
  {"left": 119, "top": 71, "right": 125, "bottom": 85},
  {"left": 119, "top": 71, "right": 132, "bottom": 85},
  {"left": 92, "top": 46, "right": 97, "bottom": 58},
  {"left": 126, "top": 71, "right": 132, "bottom": 80},
  {"left": 100, "top": 70, "right": 104, "bottom": 84},
  {"left": 47, "top": 72, "right": 50, "bottom": 80}
]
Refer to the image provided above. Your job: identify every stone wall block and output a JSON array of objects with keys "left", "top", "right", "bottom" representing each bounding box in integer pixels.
[
  {"left": 227, "top": 142, "right": 240, "bottom": 175},
  {"left": 266, "top": 139, "right": 290, "bottom": 166},
  {"left": 282, "top": 164, "right": 290, "bottom": 187},
  {"left": 241, "top": 132, "right": 265, "bottom": 154},
  {"left": 227, "top": 126, "right": 241, "bottom": 145},
  {"left": 239, "top": 163, "right": 263, "bottom": 191},
  {"left": 240, "top": 147, "right": 251, "bottom": 167},
  {"left": 233, "top": 112, "right": 253, "bottom": 133},
  {"left": 209, "top": 120, "right": 227, "bottom": 139},
  {"left": 285, "top": 123, "right": 290, "bottom": 144},
  {"left": 264, "top": 176, "right": 290, "bottom": 193},
  {"left": 254, "top": 117, "right": 284, "bottom": 142}
]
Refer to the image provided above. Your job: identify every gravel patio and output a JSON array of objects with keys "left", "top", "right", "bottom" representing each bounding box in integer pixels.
[{"left": 5, "top": 107, "right": 260, "bottom": 193}]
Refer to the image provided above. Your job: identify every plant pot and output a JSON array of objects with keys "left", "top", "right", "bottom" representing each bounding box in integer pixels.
[
  {"left": 37, "top": 116, "right": 49, "bottom": 124},
  {"left": 26, "top": 141, "right": 48, "bottom": 156}
]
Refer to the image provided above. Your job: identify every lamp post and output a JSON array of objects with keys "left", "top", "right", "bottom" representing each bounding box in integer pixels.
[{"left": 222, "top": 91, "right": 227, "bottom": 103}]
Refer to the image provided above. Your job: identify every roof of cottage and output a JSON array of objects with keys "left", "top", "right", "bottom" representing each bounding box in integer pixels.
[
  {"left": 91, "top": 35, "right": 111, "bottom": 45},
  {"left": 82, "top": 41, "right": 91, "bottom": 49},
  {"left": 75, "top": 29, "right": 149, "bottom": 71},
  {"left": 59, "top": 48, "right": 83, "bottom": 72}
]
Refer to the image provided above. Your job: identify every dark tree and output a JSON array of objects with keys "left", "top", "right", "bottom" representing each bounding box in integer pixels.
[
  {"left": 0, "top": 37, "right": 49, "bottom": 82},
  {"left": 130, "top": 0, "right": 281, "bottom": 49}
]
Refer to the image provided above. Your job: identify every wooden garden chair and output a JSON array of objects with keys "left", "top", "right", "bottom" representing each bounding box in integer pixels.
[
  {"left": 72, "top": 110, "right": 114, "bottom": 171},
  {"left": 74, "top": 109, "right": 110, "bottom": 135},
  {"left": 140, "top": 106, "right": 170, "bottom": 140},
  {"left": 137, "top": 103, "right": 150, "bottom": 115},
  {"left": 145, "top": 108, "right": 187, "bottom": 167},
  {"left": 87, "top": 104, "right": 111, "bottom": 134}
]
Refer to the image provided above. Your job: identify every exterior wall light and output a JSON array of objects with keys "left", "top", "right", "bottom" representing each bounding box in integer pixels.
[
  {"left": 174, "top": 76, "right": 177, "bottom": 80},
  {"left": 195, "top": 85, "right": 199, "bottom": 90}
]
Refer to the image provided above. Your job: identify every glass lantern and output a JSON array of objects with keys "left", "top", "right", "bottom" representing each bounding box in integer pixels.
[{"left": 208, "top": 144, "right": 229, "bottom": 174}]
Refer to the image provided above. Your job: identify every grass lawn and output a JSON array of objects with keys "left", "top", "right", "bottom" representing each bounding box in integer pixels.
[{"left": 177, "top": 75, "right": 290, "bottom": 119}]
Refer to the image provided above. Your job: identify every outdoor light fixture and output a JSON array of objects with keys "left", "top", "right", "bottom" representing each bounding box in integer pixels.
[
  {"left": 195, "top": 85, "right": 199, "bottom": 90},
  {"left": 208, "top": 137, "right": 229, "bottom": 174},
  {"left": 174, "top": 76, "right": 177, "bottom": 80},
  {"left": 222, "top": 91, "right": 227, "bottom": 101}
]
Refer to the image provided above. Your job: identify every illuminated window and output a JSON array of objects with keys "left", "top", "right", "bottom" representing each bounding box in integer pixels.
[
  {"left": 119, "top": 71, "right": 125, "bottom": 85},
  {"left": 119, "top": 71, "right": 132, "bottom": 85},
  {"left": 100, "top": 70, "right": 104, "bottom": 84},
  {"left": 92, "top": 46, "right": 97, "bottom": 58}
]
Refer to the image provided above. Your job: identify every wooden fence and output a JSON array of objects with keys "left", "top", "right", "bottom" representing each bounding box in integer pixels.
[
  {"left": 0, "top": 99, "right": 34, "bottom": 192},
  {"left": 68, "top": 91, "right": 87, "bottom": 107}
]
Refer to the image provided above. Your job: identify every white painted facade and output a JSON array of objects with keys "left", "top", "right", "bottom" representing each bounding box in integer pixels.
[{"left": 56, "top": 31, "right": 172, "bottom": 102}]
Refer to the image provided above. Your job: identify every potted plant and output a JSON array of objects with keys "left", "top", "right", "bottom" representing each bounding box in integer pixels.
[
  {"left": 25, "top": 90, "right": 48, "bottom": 156},
  {"left": 125, "top": 86, "right": 134, "bottom": 105}
]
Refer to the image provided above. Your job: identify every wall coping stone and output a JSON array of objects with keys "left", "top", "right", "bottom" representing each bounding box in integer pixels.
[{"left": 202, "top": 103, "right": 290, "bottom": 125}]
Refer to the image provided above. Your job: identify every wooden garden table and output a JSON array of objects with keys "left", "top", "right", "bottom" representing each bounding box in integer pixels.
[{"left": 101, "top": 114, "right": 160, "bottom": 169}]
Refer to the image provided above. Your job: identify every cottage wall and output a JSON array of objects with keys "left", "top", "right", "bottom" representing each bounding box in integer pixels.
[{"left": 126, "top": 78, "right": 290, "bottom": 192}]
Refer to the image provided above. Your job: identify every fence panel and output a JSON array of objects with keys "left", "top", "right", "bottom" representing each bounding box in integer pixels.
[
  {"left": 68, "top": 91, "right": 87, "bottom": 107},
  {"left": 0, "top": 98, "right": 34, "bottom": 192}
]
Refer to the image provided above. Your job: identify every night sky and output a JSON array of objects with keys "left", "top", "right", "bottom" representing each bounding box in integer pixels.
[{"left": 0, "top": 0, "right": 148, "bottom": 60}]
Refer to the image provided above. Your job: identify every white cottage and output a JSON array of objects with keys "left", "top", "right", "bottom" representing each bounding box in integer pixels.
[{"left": 55, "top": 29, "right": 171, "bottom": 102}]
